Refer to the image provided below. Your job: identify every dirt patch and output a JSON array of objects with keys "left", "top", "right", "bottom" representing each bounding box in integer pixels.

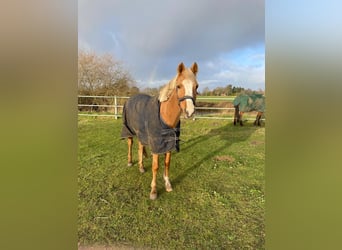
[
  {"left": 214, "top": 155, "right": 235, "bottom": 163},
  {"left": 250, "top": 140, "right": 264, "bottom": 146}
]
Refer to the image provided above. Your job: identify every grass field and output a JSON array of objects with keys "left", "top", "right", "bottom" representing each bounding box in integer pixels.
[
  {"left": 197, "top": 95, "right": 235, "bottom": 103},
  {"left": 78, "top": 117, "right": 265, "bottom": 249}
]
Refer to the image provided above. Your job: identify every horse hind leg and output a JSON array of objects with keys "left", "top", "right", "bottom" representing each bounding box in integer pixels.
[
  {"left": 143, "top": 146, "right": 148, "bottom": 158},
  {"left": 150, "top": 154, "right": 159, "bottom": 200},
  {"left": 138, "top": 141, "right": 146, "bottom": 173},
  {"left": 163, "top": 152, "right": 173, "bottom": 192},
  {"left": 253, "top": 114, "right": 258, "bottom": 126},
  {"left": 127, "top": 137, "right": 133, "bottom": 167}
]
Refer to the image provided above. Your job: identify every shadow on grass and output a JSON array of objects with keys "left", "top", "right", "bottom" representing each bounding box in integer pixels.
[
  {"left": 120, "top": 121, "right": 262, "bottom": 199},
  {"left": 170, "top": 123, "right": 260, "bottom": 189}
]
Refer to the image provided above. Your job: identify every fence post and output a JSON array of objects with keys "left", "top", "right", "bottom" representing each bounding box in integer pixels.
[{"left": 114, "top": 95, "right": 118, "bottom": 119}]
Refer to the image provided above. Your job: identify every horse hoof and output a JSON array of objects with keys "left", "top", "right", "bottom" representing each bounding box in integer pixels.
[
  {"left": 139, "top": 167, "right": 146, "bottom": 173},
  {"left": 150, "top": 192, "right": 158, "bottom": 200},
  {"left": 165, "top": 182, "right": 173, "bottom": 192},
  {"left": 127, "top": 163, "right": 133, "bottom": 167}
]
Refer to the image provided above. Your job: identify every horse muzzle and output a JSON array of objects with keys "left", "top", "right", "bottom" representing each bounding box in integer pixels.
[
  {"left": 184, "top": 108, "right": 195, "bottom": 118},
  {"left": 178, "top": 96, "right": 196, "bottom": 118}
]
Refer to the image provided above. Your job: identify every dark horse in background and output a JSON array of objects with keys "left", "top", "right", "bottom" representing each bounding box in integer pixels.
[
  {"left": 233, "top": 94, "right": 265, "bottom": 126},
  {"left": 121, "top": 62, "right": 199, "bottom": 200}
]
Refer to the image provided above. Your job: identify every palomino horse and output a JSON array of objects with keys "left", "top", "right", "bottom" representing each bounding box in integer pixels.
[
  {"left": 233, "top": 94, "right": 265, "bottom": 126},
  {"left": 121, "top": 62, "right": 199, "bottom": 200}
]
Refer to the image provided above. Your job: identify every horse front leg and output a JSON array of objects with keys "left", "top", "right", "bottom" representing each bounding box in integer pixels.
[
  {"left": 127, "top": 137, "right": 133, "bottom": 167},
  {"left": 138, "top": 141, "right": 146, "bottom": 173},
  {"left": 150, "top": 154, "right": 159, "bottom": 200},
  {"left": 239, "top": 112, "right": 244, "bottom": 126},
  {"left": 163, "top": 151, "right": 173, "bottom": 192},
  {"left": 254, "top": 112, "right": 262, "bottom": 126},
  {"left": 253, "top": 112, "right": 260, "bottom": 126},
  {"left": 253, "top": 114, "right": 258, "bottom": 126},
  {"left": 233, "top": 106, "right": 238, "bottom": 125}
]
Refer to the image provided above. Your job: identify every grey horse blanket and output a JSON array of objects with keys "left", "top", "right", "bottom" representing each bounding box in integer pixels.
[
  {"left": 233, "top": 94, "right": 265, "bottom": 112},
  {"left": 121, "top": 94, "right": 180, "bottom": 154}
]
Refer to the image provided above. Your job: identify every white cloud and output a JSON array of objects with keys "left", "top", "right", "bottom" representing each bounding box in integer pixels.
[
  {"left": 214, "top": 65, "right": 264, "bottom": 89},
  {"left": 79, "top": 0, "right": 265, "bottom": 90}
]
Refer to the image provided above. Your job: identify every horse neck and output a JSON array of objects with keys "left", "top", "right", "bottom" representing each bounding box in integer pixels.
[{"left": 160, "top": 88, "right": 181, "bottom": 128}]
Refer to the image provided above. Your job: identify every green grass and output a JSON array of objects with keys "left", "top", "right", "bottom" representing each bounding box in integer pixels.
[
  {"left": 78, "top": 117, "right": 265, "bottom": 249},
  {"left": 197, "top": 95, "right": 235, "bottom": 102}
]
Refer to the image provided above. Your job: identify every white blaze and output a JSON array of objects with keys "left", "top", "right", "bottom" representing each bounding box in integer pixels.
[{"left": 183, "top": 79, "right": 195, "bottom": 117}]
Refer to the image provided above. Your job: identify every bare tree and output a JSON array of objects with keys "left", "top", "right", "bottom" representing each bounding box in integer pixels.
[
  {"left": 78, "top": 50, "right": 137, "bottom": 96},
  {"left": 78, "top": 50, "right": 139, "bottom": 111}
]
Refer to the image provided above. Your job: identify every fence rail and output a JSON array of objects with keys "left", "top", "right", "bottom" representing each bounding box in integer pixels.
[{"left": 77, "top": 95, "right": 264, "bottom": 121}]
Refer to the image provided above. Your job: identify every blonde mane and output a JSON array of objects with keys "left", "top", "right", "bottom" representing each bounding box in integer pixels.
[{"left": 158, "top": 77, "right": 177, "bottom": 102}]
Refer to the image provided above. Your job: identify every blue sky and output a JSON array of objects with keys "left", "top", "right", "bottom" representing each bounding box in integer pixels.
[{"left": 78, "top": 0, "right": 265, "bottom": 92}]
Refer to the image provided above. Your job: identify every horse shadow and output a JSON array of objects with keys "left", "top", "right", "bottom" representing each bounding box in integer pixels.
[{"left": 170, "top": 122, "right": 260, "bottom": 189}]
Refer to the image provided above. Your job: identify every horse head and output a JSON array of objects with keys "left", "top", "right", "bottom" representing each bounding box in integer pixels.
[
  {"left": 159, "top": 62, "right": 199, "bottom": 119},
  {"left": 175, "top": 62, "right": 198, "bottom": 118}
]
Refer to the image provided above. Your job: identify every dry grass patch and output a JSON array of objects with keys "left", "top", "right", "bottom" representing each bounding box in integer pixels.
[{"left": 213, "top": 155, "right": 236, "bottom": 163}]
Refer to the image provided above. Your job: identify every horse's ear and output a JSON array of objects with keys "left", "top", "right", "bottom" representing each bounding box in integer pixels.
[
  {"left": 191, "top": 62, "right": 198, "bottom": 75},
  {"left": 177, "top": 62, "right": 185, "bottom": 74}
]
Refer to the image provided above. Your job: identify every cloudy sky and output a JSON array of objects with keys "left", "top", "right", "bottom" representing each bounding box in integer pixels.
[{"left": 78, "top": 0, "right": 264, "bottom": 92}]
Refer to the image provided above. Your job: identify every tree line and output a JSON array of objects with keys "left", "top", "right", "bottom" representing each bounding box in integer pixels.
[
  {"left": 78, "top": 50, "right": 264, "bottom": 110},
  {"left": 201, "top": 85, "right": 264, "bottom": 96}
]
